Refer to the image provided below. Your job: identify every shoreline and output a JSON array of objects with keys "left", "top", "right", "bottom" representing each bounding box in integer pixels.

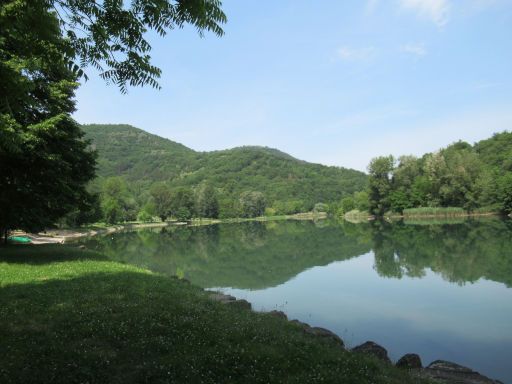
[
  {"left": 10, "top": 210, "right": 507, "bottom": 244},
  {"left": 208, "top": 290, "right": 502, "bottom": 384},
  {"left": 396, "top": 212, "right": 500, "bottom": 219},
  {"left": 344, "top": 211, "right": 502, "bottom": 223},
  {"left": 10, "top": 222, "right": 170, "bottom": 245},
  {"left": 13, "top": 212, "right": 328, "bottom": 245}
]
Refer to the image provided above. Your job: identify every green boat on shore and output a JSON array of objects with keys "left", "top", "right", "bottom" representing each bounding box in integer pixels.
[{"left": 8, "top": 236, "right": 32, "bottom": 244}]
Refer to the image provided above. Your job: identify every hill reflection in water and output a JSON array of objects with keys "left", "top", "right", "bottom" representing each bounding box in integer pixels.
[{"left": 83, "top": 218, "right": 512, "bottom": 289}]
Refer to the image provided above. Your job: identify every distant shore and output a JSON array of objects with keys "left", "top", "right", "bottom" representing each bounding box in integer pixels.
[
  {"left": 11, "top": 212, "right": 328, "bottom": 244},
  {"left": 344, "top": 209, "right": 502, "bottom": 223},
  {"left": 13, "top": 209, "right": 507, "bottom": 244}
]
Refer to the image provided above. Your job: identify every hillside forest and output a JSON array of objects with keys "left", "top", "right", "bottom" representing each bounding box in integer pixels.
[
  {"left": 70, "top": 124, "right": 368, "bottom": 225},
  {"left": 64, "top": 125, "right": 512, "bottom": 226}
]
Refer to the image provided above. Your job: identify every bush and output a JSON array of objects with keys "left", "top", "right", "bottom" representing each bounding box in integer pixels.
[
  {"left": 340, "top": 197, "right": 355, "bottom": 214},
  {"left": 175, "top": 207, "right": 192, "bottom": 222},
  {"left": 239, "top": 191, "right": 266, "bottom": 218},
  {"left": 137, "top": 210, "right": 154, "bottom": 223},
  {"left": 264, "top": 207, "right": 277, "bottom": 216},
  {"left": 313, "top": 203, "right": 328, "bottom": 213}
]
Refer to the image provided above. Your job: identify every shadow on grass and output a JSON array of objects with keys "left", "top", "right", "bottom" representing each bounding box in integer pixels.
[
  {"left": 0, "top": 244, "right": 108, "bottom": 265},
  {"left": 0, "top": 269, "right": 413, "bottom": 384}
]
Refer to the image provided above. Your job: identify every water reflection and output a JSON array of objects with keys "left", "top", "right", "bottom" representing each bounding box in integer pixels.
[
  {"left": 83, "top": 218, "right": 512, "bottom": 289},
  {"left": 371, "top": 219, "right": 512, "bottom": 287}
]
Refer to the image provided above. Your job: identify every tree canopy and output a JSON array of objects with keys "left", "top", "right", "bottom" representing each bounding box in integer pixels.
[
  {"left": 0, "top": 1, "right": 96, "bottom": 240},
  {"left": 366, "top": 133, "right": 512, "bottom": 216},
  {"left": 46, "top": 0, "right": 227, "bottom": 92}
]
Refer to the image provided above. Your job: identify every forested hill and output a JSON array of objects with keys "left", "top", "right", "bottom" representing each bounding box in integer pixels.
[{"left": 82, "top": 124, "right": 368, "bottom": 214}]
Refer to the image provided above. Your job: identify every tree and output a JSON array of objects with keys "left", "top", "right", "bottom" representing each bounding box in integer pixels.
[
  {"left": 0, "top": 2, "right": 96, "bottom": 242},
  {"left": 150, "top": 184, "right": 173, "bottom": 222},
  {"left": 101, "top": 177, "right": 138, "bottom": 224},
  {"left": 137, "top": 201, "right": 156, "bottom": 223},
  {"left": 175, "top": 207, "right": 192, "bottom": 222},
  {"left": 102, "top": 198, "right": 123, "bottom": 225},
  {"left": 497, "top": 173, "right": 512, "bottom": 214},
  {"left": 393, "top": 156, "right": 420, "bottom": 189},
  {"left": 340, "top": 197, "right": 355, "bottom": 214},
  {"left": 388, "top": 190, "right": 410, "bottom": 213},
  {"left": 171, "top": 187, "right": 195, "bottom": 219},
  {"left": 239, "top": 191, "right": 266, "bottom": 218},
  {"left": 367, "top": 156, "right": 394, "bottom": 216},
  {"left": 196, "top": 184, "right": 219, "bottom": 218},
  {"left": 423, "top": 151, "right": 447, "bottom": 206},
  {"left": 440, "top": 147, "right": 484, "bottom": 210},
  {"left": 410, "top": 176, "right": 430, "bottom": 207},
  {"left": 353, "top": 191, "right": 370, "bottom": 212},
  {"left": 61, "top": 193, "right": 103, "bottom": 227},
  {"left": 137, "top": 203, "right": 155, "bottom": 222},
  {"left": 0, "top": 0, "right": 226, "bottom": 242},
  {"left": 273, "top": 200, "right": 306, "bottom": 215}
]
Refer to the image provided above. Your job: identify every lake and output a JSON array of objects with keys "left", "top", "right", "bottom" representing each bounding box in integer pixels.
[{"left": 80, "top": 218, "right": 512, "bottom": 383}]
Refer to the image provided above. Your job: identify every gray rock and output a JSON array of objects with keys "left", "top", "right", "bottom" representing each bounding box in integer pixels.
[
  {"left": 209, "top": 292, "right": 236, "bottom": 303},
  {"left": 396, "top": 353, "right": 422, "bottom": 369},
  {"left": 289, "top": 319, "right": 311, "bottom": 329},
  {"left": 78, "top": 245, "right": 86, "bottom": 250},
  {"left": 351, "top": 341, "right": 391, "bottom": 364},
  {"left": 225, "top": 299, "right": 252, "bottom": 310},
  {"left": 419, "top": 360, "right": 502, "bottom": 384},
  {"left": 268, "top": 310, "right": 287, "bottom": 320},
  {"left": 304, "top": 327, "right": 344, "bottom": 348}
]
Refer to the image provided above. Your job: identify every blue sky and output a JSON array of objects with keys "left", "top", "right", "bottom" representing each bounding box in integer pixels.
[{"left": 74, "top": 0, "right": 512, "bottom": 172}]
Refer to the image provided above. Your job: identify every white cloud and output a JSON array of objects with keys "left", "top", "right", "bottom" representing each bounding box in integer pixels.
[
  {"left": 336, "top": 46, "right": 377, "bottom": 62},
  {"left": 400, "top": 43, "right": 428, "bottom": 56},
  {"left": 399, "top": 0, "right": 451, "bottom": 26}
]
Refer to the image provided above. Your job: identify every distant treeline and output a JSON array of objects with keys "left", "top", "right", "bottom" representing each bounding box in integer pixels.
[
  {"left": 63, "top": 176, "right": 367, "bottom": 226},
  {"left": 363, "top": 131, "right": 512, "bottom": 216},
  {"left": 65, "top": 127, "right": 512, "bottom": 226},
  {"left": 63, "top": 178, "right": 271, "bottom": 225}
]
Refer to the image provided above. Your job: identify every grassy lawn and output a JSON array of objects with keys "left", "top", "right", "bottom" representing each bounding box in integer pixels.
[{"left": 0, "top": 245, "right": 429, "bottom": 384}]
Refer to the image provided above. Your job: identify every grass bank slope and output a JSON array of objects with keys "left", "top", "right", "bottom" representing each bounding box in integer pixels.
[{"left": 0, "top": 245, "right": 427, "bottom": 384}]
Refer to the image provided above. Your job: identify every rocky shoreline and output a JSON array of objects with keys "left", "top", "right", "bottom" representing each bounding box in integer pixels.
[{"left": 208, "top": 291, "right": 504, "bottom": 384}]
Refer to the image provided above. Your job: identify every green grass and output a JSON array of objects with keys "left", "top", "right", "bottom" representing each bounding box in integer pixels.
[
  {"left": 402, "top": 207, "right": 466, "bottom": 217},
  {"left": 0, "top": 245, "right": 428, "bottom": 384}
]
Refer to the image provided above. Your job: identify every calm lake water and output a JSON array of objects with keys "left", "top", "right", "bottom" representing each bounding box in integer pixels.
[{"left": 81, "top": 218, "right": 512, "bottom": 383}]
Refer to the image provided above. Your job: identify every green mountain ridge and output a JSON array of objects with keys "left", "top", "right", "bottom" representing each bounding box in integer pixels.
[{"left": 82, "top": 124, "right": 368, "bottom": 214}]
